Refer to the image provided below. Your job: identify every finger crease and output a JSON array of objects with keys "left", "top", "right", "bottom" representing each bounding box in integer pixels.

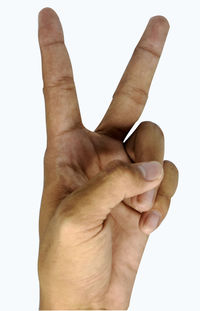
[
  {"left": 41, "top": 40, "right": 64, "bottom": 49},
  {"left": 137, "top": 45, "right": 160, "bottom": 59}
]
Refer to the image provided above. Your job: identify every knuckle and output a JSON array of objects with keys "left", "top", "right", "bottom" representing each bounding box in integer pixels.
[
  {"left": 55, "top": 204, "right": 78, "bottom": 236},
  {"left": 139, "top": 121, "right": 164, "bottom": 139},
  {"left": 128, "top": 196, "right": 152, "bottom": 213},
  {"left": 164, "top": 160, "right": 179, "bottom": 178},
  {"left": 154, "top": 195, "right": 170, "bottom": 218}
]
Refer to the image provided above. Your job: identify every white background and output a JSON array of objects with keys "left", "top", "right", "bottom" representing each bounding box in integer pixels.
[{"left": 0, "top": 0, "right": 199, "bottom": 310}]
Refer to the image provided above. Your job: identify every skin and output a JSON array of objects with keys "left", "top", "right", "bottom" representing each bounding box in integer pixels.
[{"left": 38, "top": 8, "right": 179, "bottom": 310}]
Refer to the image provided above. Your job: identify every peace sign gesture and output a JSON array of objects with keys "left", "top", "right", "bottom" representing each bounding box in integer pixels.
[{"left": 38, "top": 8, "right": 178, "bottom": 310}]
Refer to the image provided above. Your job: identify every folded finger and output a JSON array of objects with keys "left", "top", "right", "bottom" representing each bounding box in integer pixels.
[
  {"left": 139, "top": 160, "right": 179, "bottom": 234},
  {"left": 123, "top": 121, "right": 164, "bottom": 212},
  {"left": 58, "top": 160, "right": 163, "bottom": 227}
]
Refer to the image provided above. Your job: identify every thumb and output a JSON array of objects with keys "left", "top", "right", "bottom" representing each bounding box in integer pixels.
[{"left": 59, "top": 160, "right": 163, "bottom": 226}]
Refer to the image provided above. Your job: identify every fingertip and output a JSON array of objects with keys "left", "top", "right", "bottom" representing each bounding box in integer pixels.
[
  {"left": 38, "top": 7, "right": 64, "bottom": 47},
  {"left": 38, "top": 7, "right": 60, "bottom": 28},
  {"left": 39, "top": 7, "right": 57, "bottom": 19},
  {"left": 140, "top": 210, "right": 162, "bottom": 235},
  {"left": 144, "top": 15, "right": 170, "bottom": 49},
  {"left": 149, "top": 15, "right": 170, "bottom": 29}
]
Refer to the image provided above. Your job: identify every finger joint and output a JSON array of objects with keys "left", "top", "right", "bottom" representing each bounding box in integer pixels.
[
  {"left": 113, "top": 84, "right": 148, "bottom": 107},
  {"left": 43, "top": 75, "right": 76, "bottom": 93},
  {"left": 136, "top": 44, "right": 160, "bottom": 59}
]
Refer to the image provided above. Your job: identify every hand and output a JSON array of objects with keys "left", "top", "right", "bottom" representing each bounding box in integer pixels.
[{"left": 38, "top": 8, "right": 178, "bottom": 310}]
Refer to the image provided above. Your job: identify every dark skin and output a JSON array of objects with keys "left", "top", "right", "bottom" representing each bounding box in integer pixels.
[{"left": 38, "top": 8, "right": 178, "bottom": 310}]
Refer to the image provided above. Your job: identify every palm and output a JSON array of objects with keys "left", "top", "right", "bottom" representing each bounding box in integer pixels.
[
  {"left": 41, "top": 128, "right": 149, "bottom": 307},
  {"left": 38, "top": 8, "right": 170, "bottom": 309}
]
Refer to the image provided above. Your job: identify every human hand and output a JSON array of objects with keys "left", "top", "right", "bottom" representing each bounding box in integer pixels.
[{"left": 38, "top": 8, "right": 178, "bottom": 310}]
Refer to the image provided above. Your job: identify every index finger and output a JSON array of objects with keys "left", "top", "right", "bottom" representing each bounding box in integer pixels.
[
  {"left": 95, "top": 16, "right": 170, "bottom": 140},
  {"left": 38, "top": 8, "right": 82, "bottom": 141}
]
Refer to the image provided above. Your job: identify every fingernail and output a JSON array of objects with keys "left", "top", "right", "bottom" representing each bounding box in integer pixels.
[
  {"left": 138, "top": 161, "right": 163, "bottom": 181},
  {"left": 142, "top": 210, "right": 161, "bottom": 234}
]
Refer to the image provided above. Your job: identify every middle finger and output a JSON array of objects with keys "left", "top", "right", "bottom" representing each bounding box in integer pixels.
[{"left": 95, "top": 16, "right": 170, "bottom": 141}]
